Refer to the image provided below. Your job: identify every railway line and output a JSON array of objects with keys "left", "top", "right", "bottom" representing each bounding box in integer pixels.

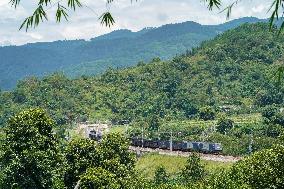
[{"left": 129, "top": 146, "right": 242, "bottom": 163}]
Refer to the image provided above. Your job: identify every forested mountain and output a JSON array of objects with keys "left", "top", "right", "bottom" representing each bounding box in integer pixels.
[
  {"left": 0, "top": 17, "right": 265, "bottom": 89},
  {"left": 0, "top": 23, "right": 283, "bottom": 127}
]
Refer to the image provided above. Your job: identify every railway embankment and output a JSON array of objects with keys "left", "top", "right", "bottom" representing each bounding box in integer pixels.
[{"left": 129, "top": 146, "right": 242, "bottom": 163}]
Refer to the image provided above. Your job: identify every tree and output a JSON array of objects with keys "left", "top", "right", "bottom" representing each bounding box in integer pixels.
[
  {"left": 181, "top": 153, "right": 205, "bottom": 184},
  {"left": 230, "top": 144, "right": 284, "bottom": 188},
  {"left": 95, "top": 133, "right": 136, "bottom": 186},
  {"left": 64, "top": 138, "right": 98, "bottom": 189},
  {"left": 216, "top": 117, "right": 234, "bottom": 134},
  {"left": 10, "top": 0, "right": 284, "bottom": 33},
  {"left": 199, "top": 106, "right": 216, "bottom": 121},
  {"left": 262, "top": 105, "right": 284, "bottom": 126},
  {"left": 262, "top": 104, "right": 278, "bottom": 119},
  {"left": 0, "top": 108, "right": 64, "bottom": 189},
  {"left": 64, "top": 133, "right": 136, "bottom": 189},
  {"left": 204, "top": 145, "right": 284, "bottom": 189},
  {"left": 204, "top": 168, "right": 249, "bottom": 189},
  {"left": 79, "top": 167, "right": 120, "bottom": 189},
  {"left": 154, "top": 166, "right": 169, "bottom": 185}
]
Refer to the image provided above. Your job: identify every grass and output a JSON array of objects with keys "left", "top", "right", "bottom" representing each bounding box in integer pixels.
[
  {"left": 109, "top": 125, "right": 128, "bottom": 134},
  {"left": 136, "top": 153, "right": 233, "bottom": 179},
  {"left": 229, "top": 113, "right": 262, "bottom": 124},
  {"left": 99, "top": 113, "right": 263, "bottom": 136},
  {"left": 162, "top": 113, "right": 262, "bottom": 129}
]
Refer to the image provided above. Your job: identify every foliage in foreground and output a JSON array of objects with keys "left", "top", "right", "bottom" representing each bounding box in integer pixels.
[
  {"left": 0, "top": 109, "right": 284, "bottom": 188},
  {"left": 0, "top": 109, "right": 64, "bottom": 189},
  {"left": 150, "top": 145, "right": 284, "bottom": 189}
]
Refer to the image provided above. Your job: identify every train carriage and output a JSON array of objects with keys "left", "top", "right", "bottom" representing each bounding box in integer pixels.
[
  {"left": 159, "top": 140, "right": 170, "bottom": 150},
  {"left": 149, "top": 140, "right": 160, "bottom": 148},
  {"left": 172, "top": 141, "right": 184, "bottom": 151},
  {"left": 143, "top": 139, "right": 152, "bottom": 148},
  {"left": 131, "top": 138, "right": 143, "bottom": 147},
  {"left": 127, "top": 137, "right": 222, "bottom": 155}
]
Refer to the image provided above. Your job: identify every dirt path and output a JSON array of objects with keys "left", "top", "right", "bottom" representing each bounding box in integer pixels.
[{"left": 129, "top": 146, "right": 242, "bottom": 163}]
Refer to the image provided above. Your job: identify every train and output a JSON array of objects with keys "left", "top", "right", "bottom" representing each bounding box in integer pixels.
[
  {"left": 130, "top": 138, "right": 223, "bottom": 154},
  {"left": 87, "top": 131, "right": 222, "bottom": 154}
]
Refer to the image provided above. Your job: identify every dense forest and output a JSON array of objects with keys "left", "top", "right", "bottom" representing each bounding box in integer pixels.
[
  {"left": 0, "top": 17, "right": 265, "bottom": 89},
  {"left": 0, "top": 23, "right": 283, "bottom": 156}
]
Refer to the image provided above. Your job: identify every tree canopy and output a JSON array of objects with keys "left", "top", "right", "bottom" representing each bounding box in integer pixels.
[{"left": 0, "top": 109, "right": 64, "bottom": 189}]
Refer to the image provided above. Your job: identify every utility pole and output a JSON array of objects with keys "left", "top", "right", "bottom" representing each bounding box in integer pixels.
[
  {"left": 170, "top": 130, "right": 173, "bottom": 152},
  {"left": 142, "top": 127, "right": 144, "bottom": 148},
  {"left": 125, "top": 123, "right": 129, "bottom": 137},
  {"left": 248, "top": 132, "right": 253, "bottom": 155},
  {"left": 157, "top": 127, "right": 160, "bottom": 140}
]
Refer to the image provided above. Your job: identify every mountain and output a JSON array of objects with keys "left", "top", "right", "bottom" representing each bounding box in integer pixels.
[
  {"left": 1, "top": 22, "right": 283, "bottom": 127},
  {"left": 0, "top": 17, "right": 266, "bottom": 90}
]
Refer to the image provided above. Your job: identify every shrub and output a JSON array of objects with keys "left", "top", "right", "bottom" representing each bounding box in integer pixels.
[
  {"left": 181, "top": 153, "right": 205, "bottom": 184},
  {"left": 199, "top": 106, "right": 216, "bottom": 121},
  {"left": 80, "top": 167, "right": 119, "bottom": 189},
  {"left": 216, "top": 117, "right": 234, "bottom": 134},
  {"left": 232, "top": 145, "right": 284, "bottom": 188},
  {"left": 154, "top": 166, "right": 169, "bottom": 185}
]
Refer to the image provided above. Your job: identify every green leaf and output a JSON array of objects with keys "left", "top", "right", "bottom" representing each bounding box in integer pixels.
[
  {"left": 99, "top": 12, "right": 115, "bottom": 27},
  {"left": 19, "top": 5, "right": 48, "bottom": 31},
  {"left": 68, "top": 0, "right": 82, "bottom": 11},
  {"left": 56, "top": 4, "right": 69, "bottom": 23}
]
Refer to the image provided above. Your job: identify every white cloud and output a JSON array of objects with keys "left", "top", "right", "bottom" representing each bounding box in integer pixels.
[{"left": 0, "top": 0, "right": 274, "bottom": 45}]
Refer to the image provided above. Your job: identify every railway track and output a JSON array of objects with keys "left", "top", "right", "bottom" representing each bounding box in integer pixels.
[{"left": 129, "top": 146, "right": 242, "bottom": 163}]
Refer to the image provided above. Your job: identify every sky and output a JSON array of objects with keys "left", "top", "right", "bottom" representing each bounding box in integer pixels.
[{"left": 0, "top": 0, "right": 273, "bottom": 46}]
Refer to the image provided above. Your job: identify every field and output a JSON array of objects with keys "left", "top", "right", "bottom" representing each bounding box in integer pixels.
[
  {"left": 136, "top": 153, "right": 233, "bottom": 178},
  {"left": 160, "top": 113, "right": 262, "bottom": 130},
  {"left": 109, "top": 113, "right": 263, "bottom": 134}
]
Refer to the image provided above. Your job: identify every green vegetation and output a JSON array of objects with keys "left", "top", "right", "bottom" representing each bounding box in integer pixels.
[
  {"left": 140, "top": 145, "right": 284, "bottom": 189},
  {"left": 0, "top": 23, "right": 284, "bottom": 188},
  {"left": 154, "top": 166, "right": 170, "bottom": 185},
  {"left": 0, "top": 23, "right": 284, "bottom": 156},
  {"left": 1, "top": 7, "right": 284, "bottom": 186},
  {"left": 136, "top": 153, "right": 232, "bottom": 178},
  {"left": 0, "top": 108, "right": 283, "bottom": 188},
  {"left": 203, "top": 145, "right": 284, "bottom": 189},
  {"left": 0, "top": 109, "right": 64, "bottom": 188},
  {"left": 0, "top": 108, "right": 138, "bottom": 189},
  {"left": 180, "top": 153, "right": 205, "bottom": 184}
]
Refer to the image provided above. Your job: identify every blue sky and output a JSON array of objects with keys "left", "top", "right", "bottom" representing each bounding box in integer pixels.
[{"left": 0, "top": 0, "right": 272, "bottom": 45}]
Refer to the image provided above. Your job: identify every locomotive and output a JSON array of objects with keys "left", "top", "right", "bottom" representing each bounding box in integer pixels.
[{"left": 130, "top": 138, "right": 222, "bottom": 154}]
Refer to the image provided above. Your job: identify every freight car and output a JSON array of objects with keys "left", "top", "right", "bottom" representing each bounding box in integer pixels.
[{"left": 130, "top": 138, "right": 222, "bottom": 154}]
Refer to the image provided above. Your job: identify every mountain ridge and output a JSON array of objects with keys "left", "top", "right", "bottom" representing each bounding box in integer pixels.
[{"left": 0, "top": 17, "right": 266, "bottom": 90}]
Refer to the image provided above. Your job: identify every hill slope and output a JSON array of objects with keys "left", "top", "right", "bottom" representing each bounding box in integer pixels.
[
  {"left": 0, "top": 23, "right": 283, "bottom": 127},
  {"left": 0, "top": 17, "right": 265, "bottom": 89}
]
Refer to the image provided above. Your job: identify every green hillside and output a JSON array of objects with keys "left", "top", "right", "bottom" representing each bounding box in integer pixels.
[
  {"left": 0, "top": 23, "right": 283, "bottom": 155},
  {"left": 1, "top": 22, "right": 283, "bottom": 124}
]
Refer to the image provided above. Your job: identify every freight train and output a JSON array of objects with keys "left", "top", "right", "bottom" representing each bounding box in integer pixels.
[
  {"left": 130, "top": 138, "right": 223, "bottom": 154},
  {"left": 88, "top": 131, "right": 222, "bottom": 154}
]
